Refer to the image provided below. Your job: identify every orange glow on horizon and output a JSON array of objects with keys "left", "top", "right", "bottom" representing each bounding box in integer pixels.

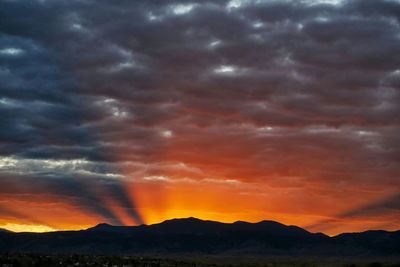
[{"left": 0, "top": 223, "right": 56, "bottom": 233}]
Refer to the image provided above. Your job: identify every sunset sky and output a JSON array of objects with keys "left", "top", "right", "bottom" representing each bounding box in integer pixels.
[{"left": 0, "top": 0, "right": 399, "bottom": 236}]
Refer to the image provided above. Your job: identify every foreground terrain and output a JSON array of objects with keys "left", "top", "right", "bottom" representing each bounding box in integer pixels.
[{"left": 0, "top": 254, "right": 399, "bottom": 267}]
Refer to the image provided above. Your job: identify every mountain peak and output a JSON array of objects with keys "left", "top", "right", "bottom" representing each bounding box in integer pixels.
[
  {"left": 88, "top": 223, "right": 114, "bottom": 231},
  {"left": 95, "top": 223, "right": 113, "bottom": 227},
  {"left": 151, "top": 217, "right": 221, "bottom": 227},
  {"left": 163, "top": 217, "right": 205, "bottom": 223}
]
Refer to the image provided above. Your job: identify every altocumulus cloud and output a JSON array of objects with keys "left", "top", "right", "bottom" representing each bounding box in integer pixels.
[{"left": 0, "top": 0, "right": 399, "bottom": 232}]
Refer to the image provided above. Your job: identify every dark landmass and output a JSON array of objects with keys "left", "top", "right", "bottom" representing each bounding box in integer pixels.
[
  {"left": 0, "top": 253, "right": 399, "bottom": 267},
  {"left": 0, "top": 218, "right": 399, "bottom": 257}
]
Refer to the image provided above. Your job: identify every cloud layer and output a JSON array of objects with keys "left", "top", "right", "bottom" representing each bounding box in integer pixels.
[{"left": 0, "top": 0, "right": 399, "bottom": 234}]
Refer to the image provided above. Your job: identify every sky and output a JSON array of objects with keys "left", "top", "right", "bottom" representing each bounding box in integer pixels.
[{"left": 0, "top": 0, "right": 399, "bottom": 235}]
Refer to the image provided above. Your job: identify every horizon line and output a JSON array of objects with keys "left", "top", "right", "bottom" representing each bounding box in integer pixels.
[{"left": 1, "top": 216, "right": 398, "bottom": 237}]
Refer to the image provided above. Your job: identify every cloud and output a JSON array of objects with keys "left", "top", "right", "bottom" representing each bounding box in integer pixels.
[
  {"left": 306, "top": 193, "right": 400, "bottom": 233},
  {"left": 0, "top": 204, "right": 48, "bottom": 226},
  {"left": 342, "top": 193, "right": 400, "bottom": 218},
  {"left": 0, "top": 0, "right": 399, "bottom": 232}
]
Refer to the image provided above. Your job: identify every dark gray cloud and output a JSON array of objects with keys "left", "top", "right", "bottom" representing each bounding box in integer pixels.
[
  {"left": 0, "top": 0, "right": 399, "bottom": 231},
  {"left": 342, "top": 193, "right": 400, "bottom": 218},
  {"left": 306, "top": 193, "right": 400, "bottom": 232},
  {"left": 0, "top": 204, "right": 49, "bottom": 226},
  {"left": 0, "top": 172, "right": 140, "bottom": 226}
]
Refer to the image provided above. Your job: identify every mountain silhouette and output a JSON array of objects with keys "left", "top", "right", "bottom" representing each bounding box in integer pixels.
[{"left": 0, "top": 218, "right": 398, "bottom": 256}]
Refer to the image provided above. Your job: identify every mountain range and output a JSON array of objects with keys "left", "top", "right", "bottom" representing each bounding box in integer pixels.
[{"left": 0, "top": 217, "right": 399, "bottom": 257}]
